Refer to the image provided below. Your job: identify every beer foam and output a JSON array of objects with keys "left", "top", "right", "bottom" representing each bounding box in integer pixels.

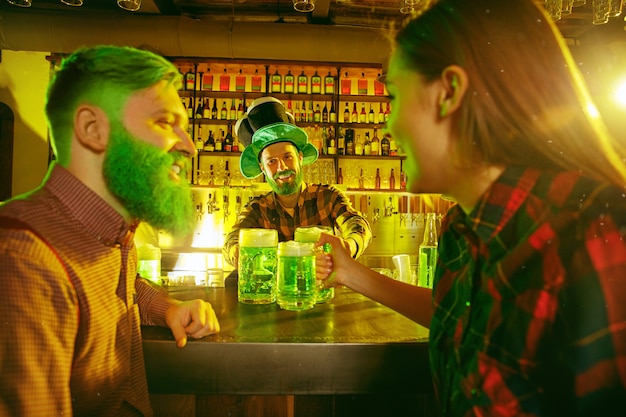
[
  {"left": 239, "top": 228, "right": 278, "bottom": 247},
  {"left": 278, "top": 241, "right": 314, "bottom": 257}
]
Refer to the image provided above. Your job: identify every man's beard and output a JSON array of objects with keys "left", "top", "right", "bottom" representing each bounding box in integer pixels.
[
  {"left": 267, "top": 168, "right": 303, "bottom": 195},
  {"left": 103, "top": 125, "right": 195, "bottom": 237}
]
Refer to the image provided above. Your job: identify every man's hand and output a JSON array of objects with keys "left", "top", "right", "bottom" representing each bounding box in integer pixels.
[{"left": 165, "top": 299, "right": 220, "bottom": 348}]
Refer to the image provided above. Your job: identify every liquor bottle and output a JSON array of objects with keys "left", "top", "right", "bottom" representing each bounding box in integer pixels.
[
  {"left": 202, "top": 98, "right": 211, "bottom": 119},
  {"left": 232, "top": 135, "right": 240, "bottom": 153},
  {"left": 186, "top": 98, "right": 194, "bottom": 119},
  {"left": 293, "top": 101, "right": 300, "bottom": 121},
  {"left": 211, "top": 99, "right": 218, "bottom": 119},
  {"left": 297, "top": 70, "right": 308, "bottom": 94},
  {"left": 235, "top": 69, "right": 246, "bottom": 92},
  {"left": 220, "top": 68, "right": 230, "bottom": 91},
  {"left": 371, "top": 128, "right": 380, "bottom": 156},
  {"left": 337, "top": 126, "right": 345, "bottom": 156},
  {"left": 354, "top": 133, "right": 363, "bottom": 156},
  {"left": 314, "top": 103, "right": 321, "bottom": 123},
  {"left": 309, "top": 125, "right": 322, "bottom": 153},
  {"left": 326, "top": 127, "right": 336, "bottom": 155},
  {"left": 363, "top": 132, "right": 371, "bottom": 156},
  {"left": 329, "top": 100, "right": 336, "bottom": 123},
  {"left": 359, "top": 168, "right": 365, "bottom": 189},
  {"left": 389, "top": 169, "right": 396, "bottom": 190},
  {"left": 195, "top": 100, "right": 203, "bottom": 119},
  {"left": 381, "top": 132, "right": 390, "bottom": 156},
  {"left": 311, "top": 71, "right": 321, "bottom": 94},
  {"left": 368, "top": 104, "right": 375, "bottom": 124},
  {"left": 284, "top": 70, "right": 295, "bottom": 94},
  {"left": 359, "top": 103, "right": 366, "bottom": 123},
  {"left": 418, "top": 213, "right": 438, "bottom": 289},
  {"left": 322, "top": 102, "right": 329, "bottom": 123},
  {"left": 204, "top": 130, "right": 215, "bottom": 152},
  {"left": 324, "top": 71, "right": 335, "bottom": 95},
  {"left": 374, "top": 73, "right": 385, "bottom": 96},
  {"left": 215, "top": 129, "right": 224, "bottom": 152},
  {"left": 271, "top": 69, "right": 282, "bottom": 93},
  {"left": 378, "top": 102, "right": 385, "bottom": 124},
  {"left": 251, "top": 69, "right": 262, "bottom": 92},
  {"left": 237, "top": 99, "right": 245, "bottom": 119},
  {"left": 300, "top": 100, "right": 307, "bottom": 123},
  {"left": 220, "top": 101, "right": 228, "bottom": 120},
  {"left": 375, "top": 168, "right": 381, "bottom": 190},
  {"left": 184, "top": 67, "right": 195, "bottom": 91},
  {"left": 384, "top": 102, "right": 391, "bottom": 122},
  {"left": 400, "top": 170, "right": 407, "bottom": 189},
  {"left": 224, "top": 124, "right": 233, "bottom": 152},
  {"left": 194, "top": 125, "right": 204, "bottom": 151},
  {"left": 337, "top": 167, "right": 343, "bottom": 184},
  {"left": 341, "top": 71, "right": 351, "bottom": 95},
  {"left": 321, "top": 126, "right": 328, "bottom": 155},
  {"left": 345, "top": 129, "right": 355, "bottom": 156},
  {"left": 229, "top": 99, "right": 236, "bottom": 120},
  {"left": 358, "top": 72, "right": 368, "bottom": 95},
  {"left": 202, "top": 67, "right": 213, "bottom": 91},
  {"left": 389, "top": 136, "right": 398, "bottom": 156},
  {"left": 343, "top": 103, "right": 350, "bottom": 123},
  {"left": 351, "top": 103, "right": 358, "bottom": 123},
  {"left": 287, "top": 100, "right": 294, "bottom": 115},
  {"left": 307, "top": 101, "right": 314, "bottom": 123}
]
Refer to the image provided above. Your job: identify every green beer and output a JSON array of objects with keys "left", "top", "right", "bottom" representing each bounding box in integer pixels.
[
  {"left": 238, "top": 229, "right": 278, "bottom": 304},
  {"left": 276, "top": 241, "right": 317, "bottom": 311},
  {"left": 294, "top": 225, "right": 335, "bottom": 303}
]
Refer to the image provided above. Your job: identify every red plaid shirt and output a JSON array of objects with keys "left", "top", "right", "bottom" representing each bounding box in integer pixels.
[
  {"left": 432, "top": 166, "right": 626, "bottom": 416},
  {"left": 223, "top": 183, "right": 371, "bottom": 266}
]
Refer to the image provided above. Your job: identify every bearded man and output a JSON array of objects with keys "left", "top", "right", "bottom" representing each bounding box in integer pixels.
[
  {"left": 223, "top": 97, "right": 371, "bottom": 272},
  {"left": 0, "top": 45, "right": 219, "bottom": 417}
]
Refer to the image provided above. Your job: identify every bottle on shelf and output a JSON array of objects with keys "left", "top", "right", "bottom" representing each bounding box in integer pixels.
[
  {"left": 343, "top": 103, "right": 350, "bottom": 123},
  {"left": 327, "top": 127, "right": 336, "bottom": 155},
  {"left": 358, "top": 72, "right": 368, "bottom": 95},
  {"left": 371, "top": 128, "right": 380, "bottom": 156},
  {"left": 354, "top": 133, "right": 363, "bottom": 156},
  {"left": 287, "top": 100, "right": 294, "bottom": 115},
  {"left": 400, "top": 170, "right": 407, "bottom": 189},
  {"left": 251, "top": 68, "right": 263, "bottom": 92},
  {"left": 186, "top": 97, "right": 194, "bottom": 119},
  {"left": 293, "top": 101, "right": 300, "bottom": 121},
  {"left": 314, "top": 103, "right": 321, "bottom": 123},
  {"left": 322, "top": 102, "right": 329, "bottom": 123},
  {"left": 224, "top": 124, "right": 233, "bottom": 152},
  {"left": 389, "top": 169, "right": 396, "bottom": 190},
  {"left": 202, "top": 98, "right": 211, "bottom": 119},
  {"left": 220, "top": 68, "right": 230, "bottom": 91},
  {"left": 363, "top": 132, "right": 372, "bottom": 156},
  {"left": 237, "top": 99, "right": 245, "bottom": 119},
  {"left": 202, "top": 67, "right": 213, "bottom": 91},
  {"left": 324, "top": 71, "right": 335, "bottom": 95},
  {"left": 337, "top": 126, "right": 345, "bottom": 156},
  {"left": 236, "top": 69, "right": 246, "bottom": 92},
  {"left": 211, "top": 99, "right": 218, "bottom": 119},
  {"left": 378, "top": 102, "right": 385, "bottom": 124},
  {"left": 329, "top": 100, "right": 336, "bottom": 123},
  {"left": 351, "top": 103, "right": 358, "bottom": 123},
  {"left": 375, "top": 168, "right": 381, "bottom": 190},
  {"left": 298, "top": 70, "right": 308, "bottom": 94},
  {"left": 284, "top": 70, "right": 295, "bottom": 94},
  {"left": 368, "top": 104, "right": 375, "bottom": 124},
  {"left": 384, "top": 102, "right": 391, "bottom": 122},
  {"left": 195, "top": 100, "right": 203, "bottom": 119},
  {"left": 229, "top": 99, "right": 236, "bottom": 120},
  {"left": 271, "top": 69, "right": 282, "bottom": 93},
  {"left": 204, "top": 130, "right": 215, "bottom": 152},
  {"left": 194, "top": 125, "right": 204, "bottom": 151},
  {"left": 341, "top": 71, "right": 352, "bottom": 95},
  {"left": 337, "top": 167, "right": 343, "bottom": 184},
  {"left": 359, "top": 103, "right": 366, "bottom": 123},
  {"left": 389, "top": 135, "right": 398, "bottom": 156},
  {"left": 232, "top": 134, "right": 240, "bottom": 153},
  {"left": 321, "top": 126, "right": 329, "bottom": 155},
  {"left": 381, "top": 132, "right": 390, "bottom": 156},
  {"left": 418, "top": 212, "right": 438, "bottom": 289},
  {"left": 215, "top": 129, "right": 224, "bottom": 152},
  {"left": 311, "top": 71, "right": 321, "bottom": 94},
  {"left": 220, "top": 101, "right": 228, "bottom": 120},
  {"left": 345, "top": 128, "right": 355, "bottom": 156},
  {"left": 307, "top": 101, "right": 314, "bottom": 123},
  {"left": 184, "top": 67, "right": 195, "bottom": 91},
  {"left": 374, "top": 73, "right": 385, "bottom": 96}
]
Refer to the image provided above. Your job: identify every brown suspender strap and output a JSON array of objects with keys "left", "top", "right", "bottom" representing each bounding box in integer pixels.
[{"left": 0, "top": 216, "right": 80, "bottom": 323}]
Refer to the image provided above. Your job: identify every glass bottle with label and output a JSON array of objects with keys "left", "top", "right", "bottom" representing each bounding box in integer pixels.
[
  {"left": 185, "top": 67, "right": 195, "bottom": 91},
  {"left": 359, "top": 103, "right": 367, "bottom": 123},
  {"left": 271, "top": 69, "right": 282, "bottom": 93},
  {"left": 202, "top": 98, "right": 211, "bottom": 119},
  {"left": 329, "top": 100, "right": 336, "bottom": 123},
  {"left": 324, "top": 71, "right": 335, "bottom": 95},
  {"left": 343, "top": 103, "right": 350, "bottom": 123},
  {"left": 363, "top": 132, "right": 372, "bottom": 156},
  {"left": 314, "top": 104, "right": 321, "bottom": 123},
  {"left": 375, "top": 168, "right": 381, "bottom": 189},
  {"left": 371, "top": 128, "right": 380, "bottom": 156},
  {"left": 251, "top": 68, "right": 263, "bottom": 92},
  {"left": 368, "top": 104, "right": 375, "bottom": 123},
  {"left": 358, "top": 72, "right": 368, "bottom": 95},
  {"left": 202, "top": 67, "right": 213, "bottom": 91},
  {"left": 345, "top": 129, "right": 355, "bottom": 156},
  {"left": 229, "top": 99, "right": 237, "bottom": 120},
  {"left": 297, "top": 70, "right": 308, "bottom": 94},
  {"left": 341, "top": 71, "right": 352, "bottom": 95},
  {"left": 220, "top": 101, "right": 228, "bottom": 120},
  {"left": 337, "top": 127, "right": 345, "bottom": 156},
  {"left": 204, "top": 130, "right": 215, "bottom": 152},
  {"left": 220, "top": 68, "right": 230, "bottom": 91},
  {"left": 311, "top": 71, "right": 321, "bottom": 94},
  {"left": 236, "top": 69, "right": 246, "bottom": 92},
  {"left": 374, "top": 73, "right": 385, "bottom": 96},
  {"left": 418, "top": 213, "right": 438, "bottom": 289},
  {"left": 378, "top": 102, "right": 385, "bottom": 124},
  {"left": 211, "top": 99, "right": 218, "bottom": 119},
  {"left": 389, "top": 169, "right": 396, "bottom": 190},
  {"left": 327, "top": 127, "right": 336, "bottom": 155},
  {"left": 381, "top": 132, "right": 390, "bottom": 156},
  {"left": 351, "top": 103, "right": 358, "bottom": 123},
  {"left": 322, "top": 102, "right": 328, "bottom": 123},
  {"left": 284, "top": 70, "right": 295, "bottom": 94}
]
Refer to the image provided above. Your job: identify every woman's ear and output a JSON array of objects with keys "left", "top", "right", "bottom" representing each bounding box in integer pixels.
[
  {"left": 74, "top": 104, "right": 110, "bottom": 153},
  {"left": 438, "top": 65, "right": 468, "bottom": 118}
]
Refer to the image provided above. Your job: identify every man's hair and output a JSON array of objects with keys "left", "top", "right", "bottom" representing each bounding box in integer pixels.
[{"left": 45, "top": 45, "right": 181, "bottom": 165}]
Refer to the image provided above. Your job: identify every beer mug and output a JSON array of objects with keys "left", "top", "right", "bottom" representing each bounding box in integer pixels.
[
  {"left": 294, "top": 225, "right": 335, "bottom": 303},
  {"left": 276, "top": 241, "right": 317, "bottom": 311},
  {"left": 238, "top": 228, "right": 278, "bottom": 304}
]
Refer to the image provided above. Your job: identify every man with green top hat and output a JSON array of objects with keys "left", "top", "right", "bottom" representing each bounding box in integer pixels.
[{"left": 223, "top": 96, "right": 371, "bottom": 269}]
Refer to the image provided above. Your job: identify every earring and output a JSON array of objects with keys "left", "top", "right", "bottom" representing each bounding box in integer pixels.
[{"left": 439, "top": 100, "right": 448, "bottom": 118}]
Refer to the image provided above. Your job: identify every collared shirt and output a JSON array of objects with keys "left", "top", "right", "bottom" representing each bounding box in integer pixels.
[
  {"left": 431, "top": 166, "right": 626, "bottom": 416},
  {"left": 223, "top": 182, "right": 371, "bottom": 266},
  {"left": 0, "top": 164, "right": 176, "bottom": 417}
]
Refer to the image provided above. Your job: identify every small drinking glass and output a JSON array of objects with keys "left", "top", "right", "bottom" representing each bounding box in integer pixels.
[
  {"left": 545, "top": 0, "right": 564, "bottom": 20},
  {"left": 592, "top": 0, "right": 610, "bottom": 24}
]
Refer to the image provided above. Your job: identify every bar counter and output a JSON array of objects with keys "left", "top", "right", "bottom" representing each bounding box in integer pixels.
[{"left": 142, "top": 278, "right": 434, "bottom": 416}]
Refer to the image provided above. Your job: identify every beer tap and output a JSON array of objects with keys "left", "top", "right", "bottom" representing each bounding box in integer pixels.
[
  {"left": 372, "top": 208, "right": 380, "bottom": 224},
  {"left": 235, "top": 192, "right": 242, "bottom": 216},
  {"left": 196, "top": 203, "right": 204, "bottom": 222},
  {"left": 384, "top": 196, "right": 395, "bottom": 217},
  {"left": 223, "top": 192, "right": 230, "bottom": 222},
  {"left": 206, "top": 193, "right": 219, "bottom": 215}
]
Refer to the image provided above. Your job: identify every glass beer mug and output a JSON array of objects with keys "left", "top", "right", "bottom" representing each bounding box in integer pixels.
[
  {"left": 238, "top": 228, "right": 278, "bottom": 304},
  {"left": 276, "top": 241, "right": 317, "bottom": 311},
  {"left": 294, "top": 225, "right": 335, "bottom": 303}
]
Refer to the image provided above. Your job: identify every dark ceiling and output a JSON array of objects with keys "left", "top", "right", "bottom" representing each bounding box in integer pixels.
[{"left": 1, "top": 0, "right": 624, "bottom": 43}]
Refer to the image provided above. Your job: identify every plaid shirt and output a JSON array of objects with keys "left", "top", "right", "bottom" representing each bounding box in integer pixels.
[
  {"left": 431, "top": 166, "right": 626, "bottom": 416},
  {"left": 0, "top": 164, "right": 175, "bottom": 417},
  {"left": 223, "top": 183, "right": 371, "bottom": 266}
]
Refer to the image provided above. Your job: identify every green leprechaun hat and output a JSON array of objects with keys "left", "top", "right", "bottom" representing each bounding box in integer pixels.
[{"left": 235, "top": 96, "right": 318, "bottom": 179}]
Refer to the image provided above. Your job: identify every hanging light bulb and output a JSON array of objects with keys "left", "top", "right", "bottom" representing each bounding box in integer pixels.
[
  {"left": 6, "top": 0, "right": 32, "bottom": 7},
  {"left": 118, "top": 0, "right": 141, "bottom": 11},
  {"left": 293, "top": 0, "right": 315, "bottom": 12},
  {"left": 60, "top": 0, "right": 83, "bottom": 6}
]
